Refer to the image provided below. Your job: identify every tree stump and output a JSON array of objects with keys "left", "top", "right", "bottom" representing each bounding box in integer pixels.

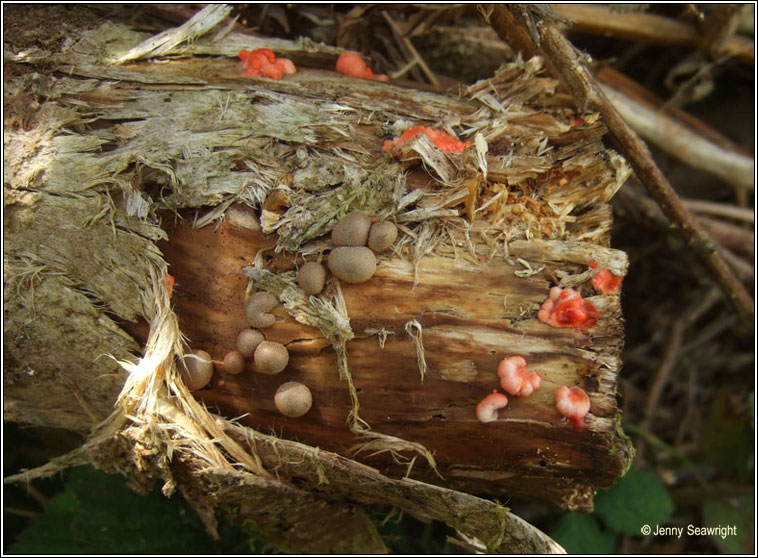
[{"left": 4, "top": 5, "right": 633, "bottom": 553}]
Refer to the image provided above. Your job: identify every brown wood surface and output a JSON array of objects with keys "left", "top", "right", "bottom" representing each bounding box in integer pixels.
[{"left": 160, "top": 205, "right": 630, "bottom": 508}]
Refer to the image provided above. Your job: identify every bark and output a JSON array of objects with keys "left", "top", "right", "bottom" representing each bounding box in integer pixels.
[{"left": 4, "top": 5, "right": 633, "bottom": 552}]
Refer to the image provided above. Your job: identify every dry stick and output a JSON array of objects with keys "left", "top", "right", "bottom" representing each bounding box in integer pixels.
[
  {"left": 682, "top": 199, "right": 754, "bottom": 224},
  {"left": 700, "top": 4, "right": 745, "bottom": 59},
  {"left": 719, "top": 246, "right": 754, "bottom": 285},
  {"left": 662, "top": 5, "right": 745, "bottom": 111},
  {"left": 550, "top": 3, "right": 753, "bottom": 64},
  {"left": 662, "top": 50, "right": 740, "bottom": 118},
  {"left": 483, "top": 5, "right": 754, "bottom": 324},
  {"left": 616, "top": 186, "right": 754, "bottom": 285},
  {"left": 381, "top": 10, "right": 440, "bottom": 87},
  {"left": 113, "top": 4, "right": 232, "bottom": 63},
  {"left": 638, "top": 288, "right": 720, "bottom": 460},
  {"left": 598, "top": 83, "right": 754, "bottom": 193},
  {"left": 596, "top": 65, "right": 755, "bottom": 194},
  {"left": 639, "top": 320, "right": 684, "bottom": 438},
  {"left": 698, "top": 216, "right": 754, "bottom": 260},
  {"left": 597, "top": 65, "right": 752, "bottom": 156}
]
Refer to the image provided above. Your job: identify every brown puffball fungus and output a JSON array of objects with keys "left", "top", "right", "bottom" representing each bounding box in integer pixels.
[
  {"left": 254, "top": 340, "right": 289, "bottom": 374},
  {"left": 245, "top": 291, "right": 279, "bottom": 328},
  {"left": 274, "top": 381, "right": 313, "bottom": 417},
  {"left": 367, "top": 221, "right": 398, "bottom": 252},
  {"left": 328, "top": 246, "right": 377, "bottom": 283},
  {"left": 331, "top": 211, "right": 372, "bottom": 246},
  {"left": 179, "top": 350, "right": 214, "bottom": 390},
  {"left": 297, "top": 261, "right": 326, "bottom": 295},
  {"left": 236, "top": 328, "right": 264, "bottom": 357},
  {"left": 222, "top": 350, "right": 245, "bottom": 375}
]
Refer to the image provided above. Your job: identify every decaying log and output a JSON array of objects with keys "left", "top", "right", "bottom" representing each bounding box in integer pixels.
[
  {"left": 160, "top": 210, "right": 632, "bottom": 509},
  {"left": 4, "top": 5, "right": 634, "bottom": 552}
]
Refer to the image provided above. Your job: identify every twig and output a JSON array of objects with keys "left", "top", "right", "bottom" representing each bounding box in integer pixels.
[
  {"left": 4, "top": 506, "right": 39, "bottom": 518},
  {"left": 618, "top": 186, "right": 754, "bottom": 284},
  {"left": 598, "top": 82, "right": 754, "bottom": 193},
  {"left": 682, "top": 199, "right": 754, "bottom": 224},
  {"left": 381, "top": 11, "right": 440, "bottom": 87},
  {"left": 550, "top": 4, "right": 753, "bottom": 64},
  {"left": 700, "top": 4, "right": 744, "bottom": 59},
  {"left": 663, "top": 50, "right": 735, "bottom": 110},
  {"left": 640, "top": 288, "right": 719, "bottom": 429},
  {"left": 638, "top": 288, "right": 721, "bottom": 459},
  {"left": 718, "top": 246, "right": 754, "bottom": 285},
  {"left": 623, "top": 423, "right": 711, "bottom": 491},
  {"left": 598, "top": 65, "right": 751, "bottom": 155},
  {"left": 674, "top": 360, "right": 698, "bottom": 446},
  {"left": 640, "top": 320, "right": 684, "bottom": 436},
  {"left": 482, "top": 5, "right": 754, "bottom": 324},
  {"left": 698, "top": 216, "right": 754, "bottom": 259}
]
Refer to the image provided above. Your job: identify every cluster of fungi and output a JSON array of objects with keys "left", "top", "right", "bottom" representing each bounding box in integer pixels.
[
  {"left": 327, "top": 211, "right": 397, "bottom": 282},
  {"left": 178, "top": 292, "right": 311, "bottom": 418},
  {"left": 238, "top": 49, "right": 388, "bottom": 83},
  {"left": 476, "top": 343, "right": 590, "bottom": 430},
  {"left": 238, "top": 48, "right": 296, "bottom": 79},
  {"left": 177, "top": 210, "right": 398, "bottom": 418},
  {"left": 335, "top": 52, "right": 389, "bottom": 82},
  {"left": 383, "top": 125, "right": 471, "bottom": 154},
  {"left": 477, "top": 275, "right": 622, "bottom": 431}
]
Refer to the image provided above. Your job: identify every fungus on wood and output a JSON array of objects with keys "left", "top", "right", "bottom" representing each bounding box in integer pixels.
[{"left": 4, "top": 5, "right": 633, "bottom": 553}]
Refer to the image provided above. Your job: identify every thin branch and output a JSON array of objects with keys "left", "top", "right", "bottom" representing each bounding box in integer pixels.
[
  {"left": 596, "top": 65, "right": 754, "bottom": 190},
  {"left": 700, "top": 4, "right": 745, "bottom": 59},
  {"left": 682, "top": 199, "right": 754, "bottom": 224},
  {"left": 718, "top": 246, "right": 754, "bottom": 285},
  {"left": 598, "top": 82, "right": 754, "bottom": 192},
  {"left": 640, "top": 288, "right": 719, "bottom": 437},
  {"left": 623, "top": 423, "right": 711, "bottom": 491},
  {"left": 482, "top": 4, "right": 754, "bottom": 324},
  {"left": 381, "top": 10, "right": 440, "bottom": 87},
  {"left": 698, "top": 216, "right": 754, "bottom": 260},
  {"left": 551, "top": 4, "right": 753, "bottom": 64},
  {"left": 640, "top": 319, "right": 684, "bottom": 436}
]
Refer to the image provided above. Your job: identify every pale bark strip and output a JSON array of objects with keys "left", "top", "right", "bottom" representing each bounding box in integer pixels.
[
  {"left": 600, "top": 84, "right": 754, "bottom": 192},
  {"left": 113, "top": 4, "right": 233, "bottom": 63},
  {"left": 551, "top": 4, "right": 753, "bottom": 64}
]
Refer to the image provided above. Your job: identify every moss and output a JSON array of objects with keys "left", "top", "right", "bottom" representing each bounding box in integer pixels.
[{"left": 612, "top": 420, "right": 636, "bottom": 477}]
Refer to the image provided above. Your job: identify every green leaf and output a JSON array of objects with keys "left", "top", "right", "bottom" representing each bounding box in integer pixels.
[
  {"left": 550, "top": 511, "right": 616, "bottom": 554},
  {"left": 749, "top": 392, "right": 754, "bottom": 432},
  {"left": 9, "top": 488, "right": 83, "bottom": 555},
  {"left": 377, "top": 512, "right": 456, "bottom": 554},
  {"left": 701, "top": 494, "right": 754, "bottom": 554},
  {"left": 699, "top": 391, "right": 753, "bottom": 481},
  {"left": 9, "top": 465, "right": 258, "bottom": 554},
  {"left": 594, "top": 469, "right": 673, "bottom": 535}
]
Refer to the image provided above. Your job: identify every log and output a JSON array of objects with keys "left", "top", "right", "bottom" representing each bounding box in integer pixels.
[{"left": 4, "top": 5, "right": 633, "bottom": 552}]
